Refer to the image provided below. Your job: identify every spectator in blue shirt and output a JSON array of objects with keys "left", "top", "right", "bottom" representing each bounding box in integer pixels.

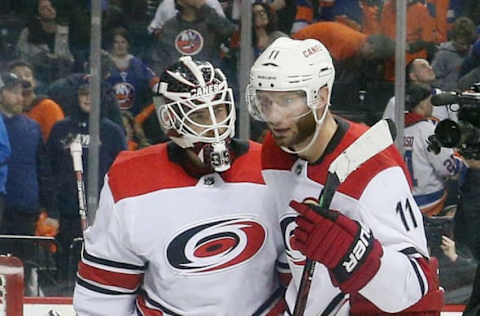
[{"left": 0, "top": 75, "right": 10, "bottom": 228}]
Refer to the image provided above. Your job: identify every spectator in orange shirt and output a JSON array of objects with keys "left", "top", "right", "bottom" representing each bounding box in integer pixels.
[
  {"left": 8, "top": 60, "right": 64, "bottom": 142},
  {"left": 293, "top": 21, "right": 394, "bottom": 63},
  {"left": 293, "top": 21, "right": 395, "bottom": 124}
]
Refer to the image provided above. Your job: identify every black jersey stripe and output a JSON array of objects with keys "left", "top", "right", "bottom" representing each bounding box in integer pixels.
[
  {"left": 76, "top": 277, "right": 137, "bottom": 295},
  {"left": 409, "top": 259, "right": 427, "bottom": 296},
  {"left": 400, "top": 247, "right": 422, "bottom": 256},
  {"left": 321, "top": 292, "right": 346, "bottom": 316},
  {"left": 83, "top": 248, "right": 146, "bottom": 271},
  {"left": 252, "top": 286, "right": 285, "bottom": 316},
  {"left": 141, "top": 290, "right": 181, "bottom": 316}
]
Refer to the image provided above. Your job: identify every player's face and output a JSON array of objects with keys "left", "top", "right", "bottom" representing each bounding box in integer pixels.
[
  {"left": 256, "top": 90, "right": 315, "bottom": 147},
  {"left": 11, "top": 66, "right": 35, "bottom": 89},
  {"left": 22, "top": 87, "right": 35, "bottom": 108},
  {"left": 412, "top": 59, "right": 436, "bottom": 84},
  {"left": 253, "top": 4, "right": 268, "bottom": 28},
  {"left": 186, "top": 104, "right": 229, "bottom": 137},
  {"left": 78, "top": 91, "right": 91, "bottom": 113},
  {"left": 38, "top": 0, "right": 56, "bottom": 21},
  {"left": 0, "top": 85, "right": 24, "bottom": 115},
  {"left": 112, "top": 35, "right": 129, "bottom": 57}
]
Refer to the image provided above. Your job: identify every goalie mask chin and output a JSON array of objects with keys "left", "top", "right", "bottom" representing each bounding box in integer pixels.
[{"left": 154, "top": 56, "right": 236, "bottom": 172}]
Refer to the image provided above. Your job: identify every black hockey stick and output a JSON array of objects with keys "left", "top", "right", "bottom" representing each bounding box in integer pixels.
[{"left": 292, "top": 119, "right": 397, "bottom": 316}]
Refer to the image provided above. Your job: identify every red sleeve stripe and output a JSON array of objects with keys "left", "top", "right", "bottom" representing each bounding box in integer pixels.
[
  {"left": 76, "top": 277, "right": 136, "bottom": 295},
  {"left": 78, "top": 261, "right": 143, "bottom": 291},
  {"left": 137, "top": 291, "right": 181, "bottom": 316},
  {"left": 136, "top": 295, "right": 164, "bottom": 316}
]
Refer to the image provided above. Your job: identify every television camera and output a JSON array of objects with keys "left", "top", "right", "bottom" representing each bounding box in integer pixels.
[{"left": 427, "top": 83, "right": 480, "bottom": 159}]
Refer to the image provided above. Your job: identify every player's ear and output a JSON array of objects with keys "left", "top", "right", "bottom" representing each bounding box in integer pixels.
[{"left": 317, "top": 85, "right": 329, "bottom": 106}]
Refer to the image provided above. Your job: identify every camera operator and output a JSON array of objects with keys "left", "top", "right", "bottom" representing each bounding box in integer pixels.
[
  {"left": 429, "top": 84, "right": 480, "bottom": 260},
  {"left": 403, "top": 83, "right": 467, "bottom": 216}
]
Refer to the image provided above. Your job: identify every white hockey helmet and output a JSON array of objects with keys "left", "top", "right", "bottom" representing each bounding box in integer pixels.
[
  {"left": 154, "top": 56, "right": 235, "bottom": 148},
  {"left": 247, "top": 37, "right": 335, "bottom": 122}
]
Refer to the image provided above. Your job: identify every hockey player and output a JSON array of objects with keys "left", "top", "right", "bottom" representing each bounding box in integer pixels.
[
  {"left": 402, "top": 83, "right": 466, "bottom": 216},
  {"left": 73, "top": 56, "right": 288, "bottom": 315},
  {"left": 247, "top": 37, "right": 444, "bottom": 315}
]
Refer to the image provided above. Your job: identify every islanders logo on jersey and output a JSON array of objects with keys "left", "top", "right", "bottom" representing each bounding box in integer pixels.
[
  {"left": 280, "top": 214, "right": 306, "bottom": 265},
  {"left": 175, "top": 29, "right": 204, "bottom": 56},
  {"left": 113, "top": 82, "right": 136, "bottom": 110},
  {"left": 166, "top": 217, "right": 266, "bottom": 274}
]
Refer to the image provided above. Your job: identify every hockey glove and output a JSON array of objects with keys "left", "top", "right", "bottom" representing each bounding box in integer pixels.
[{"left": 290, "top": 200, "right": 383, "bottom": 293}]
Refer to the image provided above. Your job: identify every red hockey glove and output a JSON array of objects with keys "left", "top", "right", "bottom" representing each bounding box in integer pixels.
[{"left": 290, "top": 200, "right": 384, "bottom": 293}]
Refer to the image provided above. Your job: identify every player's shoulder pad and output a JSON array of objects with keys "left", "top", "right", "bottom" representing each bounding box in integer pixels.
[
  {"left": 312, "top": 121, "right": 411, "bottom": 199},
  {"left": 222, "top": 140, "right": 265, "bottom": 184},
  {"left": 342, "top": 122, "right": 412, "bottom": 198},
  {"left": 261, "top": 132, "right": 297, "bottom": 171},
  {"left": 108, "top": 144, "right": 197, "bottom": 202}
]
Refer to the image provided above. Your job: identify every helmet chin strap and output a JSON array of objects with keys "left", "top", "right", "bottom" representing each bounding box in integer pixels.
[{"left": 280, "top": 103, "right": 329, "bottom": 155}]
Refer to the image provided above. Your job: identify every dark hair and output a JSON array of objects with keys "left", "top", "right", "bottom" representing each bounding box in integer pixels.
[
  {"left": 251, "top": 2, "right": 279, "bottom": 46},
  {"left": 105, "top": 26, "right": 132, "bottom": 51},
  {"left": 365, "top": 34, "right": 395, "bottom": 60},
  {"left": 7, "top": 60, "right": 34, "bottom": 73},
  {"left": 451, "top": 16, "right": 476, "bottom": 43},
  {"left": 405, "top": 83, "right": 431, "bottom": 111},
  {"left": 405, "top": 58, "right": 419, "bottom": 83}
]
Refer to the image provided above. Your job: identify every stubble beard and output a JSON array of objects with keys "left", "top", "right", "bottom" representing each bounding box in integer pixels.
[{"left": 273, "top": 112, "right": 317, "bottom": 150}]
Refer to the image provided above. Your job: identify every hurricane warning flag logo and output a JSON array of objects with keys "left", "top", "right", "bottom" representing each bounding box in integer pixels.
[
  {"left": 166, "top": 217, "right": 266, "bottom": 274},
  {"left": 175, "top": 29, "right": 204, "bottom": 55}
]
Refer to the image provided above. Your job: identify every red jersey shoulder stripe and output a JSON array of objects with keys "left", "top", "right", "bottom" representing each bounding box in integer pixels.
[
  {"left": 77, "top": 261, "right": 142, "bottom": 291},
  {"left": 222, "top": 141, "right": 265, "bottom": 184},
  {"left": 307, "top": 121, "right": 412, "bottom": 200},
  {"left": 108, "top": 144, "right": 197, "bottom": 202}
]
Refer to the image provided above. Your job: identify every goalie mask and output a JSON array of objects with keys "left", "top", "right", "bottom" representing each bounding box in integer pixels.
[{"left": 154, "top": 56, "right": 236, "bottom": 172}]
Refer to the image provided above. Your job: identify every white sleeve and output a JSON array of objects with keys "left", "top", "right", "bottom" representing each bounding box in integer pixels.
[
  {"left": 206, "top": 0, "right": 226, "bottom": 17},
  {"left": 382, "top": 97, "right": 396, "bottom": 120},
  {"left": 73, "top": 177, "right": 146, "bottom": 316},
  {"left": 148, "top": 0, "right": 176, "bottom": 32},
  {"left": 356, "top": 167, "right": 430, "bottom": 312}
]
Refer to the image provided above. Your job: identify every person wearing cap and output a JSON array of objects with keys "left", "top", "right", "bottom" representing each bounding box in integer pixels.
[
  {"left": 8, "top": 60, "right": 65, "bottom": 142},
  {"left": 0, "top": 72, "right": 57, "bottom": 294},
  {"left": 0, "top": 77, "right": 11, "bottom": 230},
  {"left": 46, "top": 77, "right": 126, "bottom": 288},
  {"left": 403, "top": 83, "right": 466, "bottom": 217}
]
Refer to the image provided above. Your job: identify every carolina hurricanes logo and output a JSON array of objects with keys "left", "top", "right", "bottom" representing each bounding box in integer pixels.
[
  {"left": 113, "top": 82, "right": 136, "bottom": 110},
  {"left": 175, "top": 29, "right": 204, "bottom": 55},
  {"left": 280, "top": 215, "right": 306, "bottom": 265},
  {"left": 166, "top": 217, "right": 266, "bottom": 274}
]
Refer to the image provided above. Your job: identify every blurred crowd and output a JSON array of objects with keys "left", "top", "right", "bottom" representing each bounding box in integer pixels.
[{"left": 0, "top": 0, "right": 479, "bottom": 306}]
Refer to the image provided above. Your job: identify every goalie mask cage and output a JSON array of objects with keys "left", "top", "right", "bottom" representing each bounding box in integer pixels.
[{"left": 0, "top": 255, "right": 23, "bottom": 316}]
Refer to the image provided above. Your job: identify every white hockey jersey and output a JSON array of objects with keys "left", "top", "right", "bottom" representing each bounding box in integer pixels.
[
  {"left": 73, "top": 141, "right": 288, "bottom": 316},
  {"left": 403, "top": 113, "right": 465, "bottom": 216},
  {"left": 383, "top": 94, "right": 458, "bottom": 123},
  {"left": 261, "top": 118, "right": 444, "bottom": 316}
]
